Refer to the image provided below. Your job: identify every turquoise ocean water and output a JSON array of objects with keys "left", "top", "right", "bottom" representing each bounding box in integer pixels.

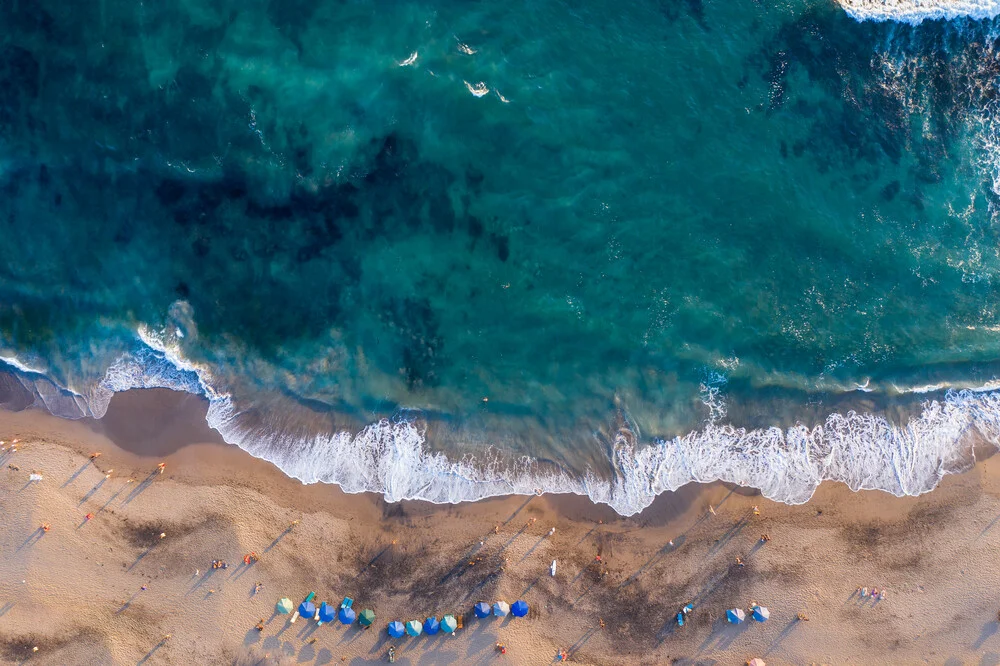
[{"left": 1, "top": 0, "right": 1000, "bottom": 513}]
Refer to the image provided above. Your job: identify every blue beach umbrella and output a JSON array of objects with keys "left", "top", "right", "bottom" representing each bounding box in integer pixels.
[
  {"left": 752, "top": 606, "right": 769, "bottom": 622},
  {"left": 405, "top": 620, "right": 423, "bottom": 637},
  {"left": 318, "top": 602, "right": 336, "bottom": 623},
  {"left": 423, "top": 617, "right": 440, "bottom": 635},
  {"left": 474, "top": 602, "right": 491, "bottom": 618},
  {"left": 299, "top": 600, "right": 316, "bottom": 619},
  {"left": 511, "top": 600, "right": 529, "bottom": 618},
  {"left": 388, "top": 621, "right": 405, "bottom": 638},
  {"left": 493, "top": 601, "right": 510, "bottom": 617},
  {"left": 441, "top": 615, "right": 458, "bottom": 633},
  {"left": 339, "top": 606, "right": 356, "bottom": 625},
  {"left": 726, "top": 608, "right": 745, "bottom": 624}
]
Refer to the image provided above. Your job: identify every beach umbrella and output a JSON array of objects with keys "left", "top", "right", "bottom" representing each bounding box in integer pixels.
[
  {"left": 318, "top": 602, "right": 336, "bottom": 624},
  {"left": 299, "top": 600, "right": 316, "bottom": 619},
  {"left": 338, "top": 607, "right": 356, "bottom": 625},
  {"left": 359, "top": 609, "right": 375, "bottom": 627},
  {"left": 493, "top": 601, "right": 510, "bottom": 617},
  {"left": 423, "top": 617, "right": 440, "bottom": 635},
  {"left": 276, "top": 598, "right": 293, "bottom": 614},
  {"left": 752, "top": 606, "right": 769, "bottom": 623},
  {"left": 441, "top": 615, "right": 458, "bottom": 633},
  {"left": 387, "top": 621, "right": 405, "bottom": 638},
  {"left": 474, "top": 602, "right": 491, "bottom": 618},
  {"left": 511, "top": 600, "right": 529, "bottom": 618},
  {"left": 726, "top": 608, "right": 745, "bottom": 624},
  {"left": 405, "top": 620, "right": 423, "bottom": 637}
]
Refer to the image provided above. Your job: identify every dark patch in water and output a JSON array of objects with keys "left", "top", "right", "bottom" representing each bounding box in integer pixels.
[{"left": 881, "top": 180, "right": 901, "bottom": 202}]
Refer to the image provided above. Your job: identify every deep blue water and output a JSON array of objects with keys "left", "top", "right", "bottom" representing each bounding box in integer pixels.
[{"left": 1, "top": 0, "right": 1000, "bottom": 512}]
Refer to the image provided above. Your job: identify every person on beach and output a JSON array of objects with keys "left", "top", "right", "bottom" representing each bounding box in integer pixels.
[
  {"left": 157, "top": 462, "right": 166, "bottom": 474},
  {"left": 752, "top": 505, "right": 760, "bottom": 516},
  {"left": 41, "top": 523, "right": 50, "bottom": 532}
]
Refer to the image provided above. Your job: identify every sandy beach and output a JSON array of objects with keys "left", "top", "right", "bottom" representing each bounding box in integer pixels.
[{"left": 2, "top": 390, "right": 1000, "bottom": 665}]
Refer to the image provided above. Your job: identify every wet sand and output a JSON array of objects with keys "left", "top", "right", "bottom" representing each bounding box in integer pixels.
[{"left": 2, "top": 389, "right": 1000, "bottom": 665}]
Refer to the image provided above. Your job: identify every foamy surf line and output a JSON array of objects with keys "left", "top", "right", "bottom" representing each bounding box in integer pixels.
[
  {"left": 838, "top": 0, "right": 1000, "bottom": 23},
  {"left": 3, "top": 329, "right": 1000, "bottom": 516}
]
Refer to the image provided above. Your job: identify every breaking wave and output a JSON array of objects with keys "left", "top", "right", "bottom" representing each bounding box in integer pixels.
[
  {"left": 3, "top": 325, "right": 1000, "bottom": 516},
  {"left": 838, "top": 0, "right": 1000, "bottom": 23}
]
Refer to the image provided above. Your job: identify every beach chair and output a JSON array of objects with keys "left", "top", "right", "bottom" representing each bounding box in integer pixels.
[
  {"left": 341, "top": 596, "right": 354, "bottom": 609},
  {"left": 456, "top": 613, "right": 464, "bottom": 630}
]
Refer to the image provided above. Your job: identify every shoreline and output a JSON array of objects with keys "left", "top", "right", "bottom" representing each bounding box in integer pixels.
[{"left": 3, "top": 391, "right": 1000, "bottom": 663}]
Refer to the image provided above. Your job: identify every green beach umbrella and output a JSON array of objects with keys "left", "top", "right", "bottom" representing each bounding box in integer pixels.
[
  {"left": 405, "top": 620, "right": 423, "bottom": 637},
  {"left": 359, "top": 609, "right": 375, "bottom": 627},
  {"left": 276, "top": 598, "right": 293, "bottom": 614},
  {"left": 441, "top": 615, "right": 458, "bottom": 633}
]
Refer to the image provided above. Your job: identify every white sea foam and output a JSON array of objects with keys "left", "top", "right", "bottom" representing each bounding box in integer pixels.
[
  {"left": 838, "top": 0, "right": 1000, "bottom": 23},
  {"left": 3, "top": 320, "right": 998, "bottom": 516},
  {"left": 14, "top": 324, "right": 980, "bottom": 516}
]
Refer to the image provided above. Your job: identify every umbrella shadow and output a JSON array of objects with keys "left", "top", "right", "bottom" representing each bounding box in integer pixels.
[
  {"left": 186, "top": 568, "right": 217, "bottom": 596},
  {"left": 697, "top": 617, "right": 751, "bottom": 653},
  {"left": 521, "top": 575, "right": 541, "bottom": 596},
  {"left": 79, "top": 477, "right": 107, "bottom": 505},
  {"left": 61, "top": 460, "right": 92, "bottom": 488},
  {"left": 98, "top": 481, "right": 131, "bottom": 513},
  {"left": 136, "top": 637, "right": 169, "bottom": 665},
  {"left": 763, "top": 618, "right": 800, "bottom": 655},
  {"left": 231, "top": 560, "right": 258, "bottom": 581},
  {"left": 115, "top": 589, "right": 144, "bottom": 614},
  {"left": 297, "top": 621, "right": 321, "bottom": 640},
  {"left": 707, "top": 516, "right": 751, "bottom": 557},
  {"left": 568, "top": 627, "right": 600, "bottom": 657},
  {"left": 127, "top": 546, "right": 155, "bottom": 572},
  {"left": 975, "top": 620, "right": 999, "bottom": 650},
  {"left": 519, "top": 535, "right": 548, "bottom": 562},
  {"left": 620, "top": 535, "right": 687, "bottom": 588},
  {"left": 264, "top": 525, "right": 296, "bottom": 554},
  {"left": 16, "top": 528, "right": 44, "bottom": 552},
  {"left": 499, "top": 523, "right": 531, "bottom": 553},
  {"left": 502, "top": 496, "right": 534, "bottom": 526},
  {"left": 122, "top": 471, "right": 159, "bottom": 506},
  {"left": 981, "top": 513, "right": 1000, "bottom": 538}
]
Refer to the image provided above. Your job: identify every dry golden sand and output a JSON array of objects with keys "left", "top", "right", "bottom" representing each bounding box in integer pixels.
[{"left": 2, "top": 392, "right": 1000, "bottom": 665}]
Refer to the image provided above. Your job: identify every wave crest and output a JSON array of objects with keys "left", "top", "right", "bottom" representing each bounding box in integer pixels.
[{"left": 837, "top": 0, "right": 1000, "bottom": 24}]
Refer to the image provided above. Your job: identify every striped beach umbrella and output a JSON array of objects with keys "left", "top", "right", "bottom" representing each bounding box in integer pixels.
[
  {"left": 511, "top": 600, "right": 529, "bottom": 618},
  {"left": 359, "top": 609, "right": 375, "bottom": 627},
  {"left": 423, "top": 617, "right": 440, "bottom": 635},
  {"left": 726, "top": 608, "right": 745, "bottom": 624},
  {"left": 474, "top": 602, "right": 491, "bottom": 618},
  {"left": 388, "top": 621, "right": 405, "bottom": 638},
  {"left": 338, "top": 606, "right": 356, "bottom": 625},
  {"left": 276, "top": 598, "right": 293, "bottom": 614},
  {"left": 405, "top": 620, "right": 422, "bottom": 637},
  {"left": 441, "top": 615, "right": 458, "bottom": 633},
  {"left": 752, "top": 606, "right": 769, "bottom": 622},
  {"left": 493, "top": 601, "right": 510, "bottom": 617}
]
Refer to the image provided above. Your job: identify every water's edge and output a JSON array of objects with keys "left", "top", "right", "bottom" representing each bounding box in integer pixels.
[{"left": 2, "top": 329, "right": 999, "bottom": 517}]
